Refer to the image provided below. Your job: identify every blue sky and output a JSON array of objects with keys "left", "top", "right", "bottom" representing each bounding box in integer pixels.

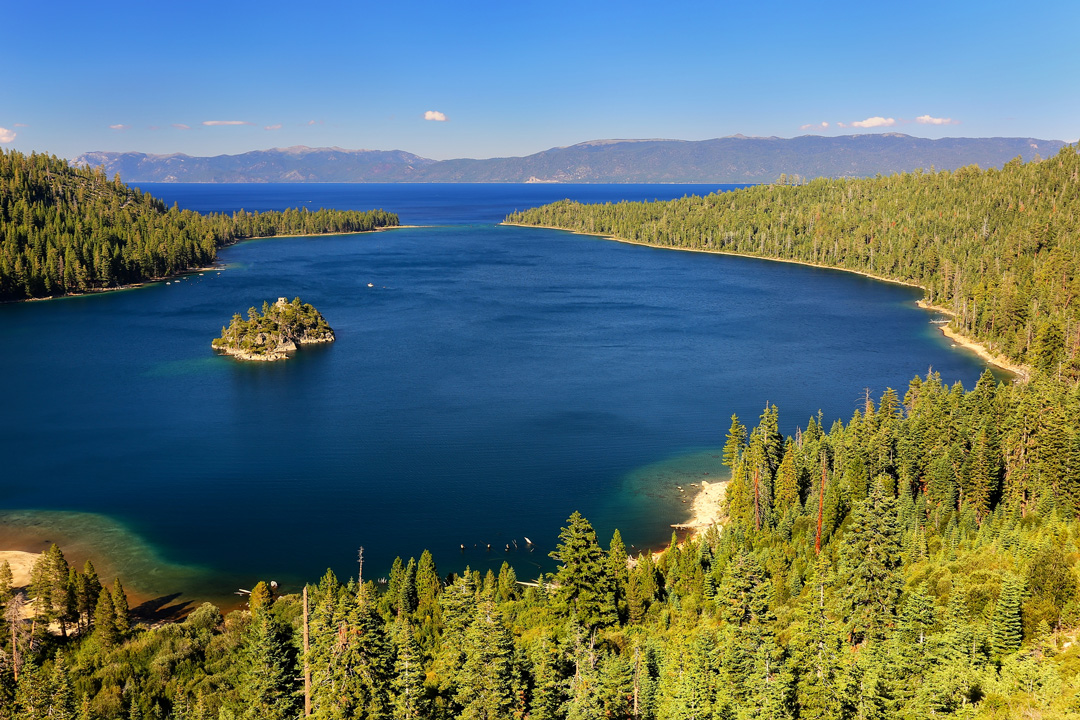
[{"left": 3, "top": 0, "right": 1077, "bottom": 160}]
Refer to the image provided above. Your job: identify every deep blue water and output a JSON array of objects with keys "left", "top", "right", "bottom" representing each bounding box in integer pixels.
[{"left": 0, "top": 183, "right": 1000, "bottom": 605}]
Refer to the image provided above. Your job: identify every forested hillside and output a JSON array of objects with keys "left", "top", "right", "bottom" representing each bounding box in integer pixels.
[
  {"left": 0, "top": 150, "right": 398, "bottom": 301},
  {"left": 5, "top": 148, "right": 1080, "bottom": 718},
  {"left": 5, "top": 372, "right": 1080, "bottom": 719},
  {"left": 507, "top": 145, "right": 1080, "bottom": 378}
]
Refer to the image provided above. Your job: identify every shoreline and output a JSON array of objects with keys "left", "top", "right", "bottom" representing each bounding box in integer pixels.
[
  {"left": 501, "top": 222, "right": 924, "bottom": 289},
  {"left": 7, "top": 224, "right": 414, "bottom": 306},
  {"left": 670, "top": 479, "right": 728, "bottom": 533},
  {"left": 503, "top": 222, "right": 1026, "bottom": 377},
  {"left": 914, "top": 299, "right": 1027, "bottom": 377}
]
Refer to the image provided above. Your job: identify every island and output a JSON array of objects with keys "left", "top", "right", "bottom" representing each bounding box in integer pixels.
[{"left": 212, "top": 297, "right": 334, "bottom": 361}]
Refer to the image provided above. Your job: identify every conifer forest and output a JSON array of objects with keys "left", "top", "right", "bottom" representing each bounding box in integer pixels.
[
  {"left": 4, "top": 148, "right": 1080, "bottom": 719},
  {"left": 0, "top": 150, "right": 399, "bottom": 301}
]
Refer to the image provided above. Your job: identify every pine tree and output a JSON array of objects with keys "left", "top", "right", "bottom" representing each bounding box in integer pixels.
[
  {"left": 837, "top": 479, "right": 902, "bottom": 646},
  {"left": 774, "top": 442, "right": 800, "bottom": 518},
  {"left": 0, "top": 561, "right": 12, "bottom": 608},
  {"left": 432, "top": 571, "right": 476, "bottom": 707},
  {"left": 456, "top": 598, "right": 514, "bottom": 720},
  {"left": 550, "top": 512, "right": 617, "bottom": 629},
  {"left": 112, "top": 577, "right": 131, "bottom": 637},
  {"left": 528, "top": 638, "right": 565, "bottom": 720},
  {"left": 78, "top": 560, "right": 102, "bottom": 631},
  {"left": 14, "top": 655, "right": 51, "bottom": 720},
  {"left": 391, "top": 617, "right": 427, "bottom": 720},
  {"left": 992, "top": 574, "right": 1024, "bottom": 657},
  {"left": 723, "top": 414, "right": 747, "bottom": 470},
  {"left": 239, "top": 612, "right": 300, "bottom": 720},
  {"left": 565, "top": 625, "right": 604, "bottom": 720},
  {"left": 496, "top": 562, "right": 518, "bottom": 604},
  {"left": 598, "top": 645, "right": 634, "bottom": 719},
  {"left": 414, "top": 549, "right": 442, "bottom": 655},
  {"left": 248, "top": 580, "right": 273, "bottom": 617},
  {"left": 608, "top": 529, "right": 629, "bottom": 623},
  {"left": 49, "top": 655, "right": 77, "bottom": 720},
  {"left": 792, "top": 557, "right": 841, "bottom": 720},
  {"left": 93, "top": 587, "right": 118, "bottom": 647},
  {"left": 398, "top": 557, "right": 418, "bottom": 615},
  {"left": 657, "top": 627, "right": 717, "bottom": 720},
  {"left": 326, "top": 585, "right": 394, "bottom": 719}
]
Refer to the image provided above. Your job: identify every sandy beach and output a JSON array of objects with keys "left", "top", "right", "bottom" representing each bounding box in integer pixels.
[
  {"left": 0, "top": 549, "right": 39, "bottom": 587},
  {"left": 672, "top": 479, "right": 728, "bottom": 533},
  {"left": 916, "top": 300, "right": 1028, "bottom": 377}
]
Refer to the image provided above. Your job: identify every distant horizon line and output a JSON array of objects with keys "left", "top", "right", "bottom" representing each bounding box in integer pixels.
[{"left": 57, "top": 131, "right": 1074, "bottom": 165}]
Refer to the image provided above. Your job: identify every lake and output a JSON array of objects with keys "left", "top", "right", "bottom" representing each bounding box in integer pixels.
[{"left": 0, "top": 183, "right": 1001, "bottom": 609}]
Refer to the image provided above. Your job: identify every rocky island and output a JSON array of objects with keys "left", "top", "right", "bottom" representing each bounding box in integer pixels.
[{"left": 212, "top": 297, "right": 335, "bottom": 361}]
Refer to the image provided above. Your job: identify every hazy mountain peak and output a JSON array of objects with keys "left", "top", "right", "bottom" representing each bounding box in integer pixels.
[{"left": 73, "top": 135, "right": 1067, "bottom": 184}]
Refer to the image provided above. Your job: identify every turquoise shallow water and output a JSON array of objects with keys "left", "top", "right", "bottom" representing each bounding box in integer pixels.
[{"left": 0, "top": 183, "right": 1001, "bottom": 604}]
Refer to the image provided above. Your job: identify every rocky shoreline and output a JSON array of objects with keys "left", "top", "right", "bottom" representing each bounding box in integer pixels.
[{"left": 212, "top": 297, "right": 335, "bottom": 361}]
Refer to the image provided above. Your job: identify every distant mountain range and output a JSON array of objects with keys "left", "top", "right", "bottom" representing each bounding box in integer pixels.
[{"left": 73, "top": 134, "right": 1066, "bottom": 184}]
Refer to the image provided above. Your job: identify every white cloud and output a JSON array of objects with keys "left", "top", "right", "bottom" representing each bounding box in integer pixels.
[
  {"left": 850, "top": 116, "right": 896, "bottom": 128},
  {"left": 13, "top": 123, "right": 28, "bottom": 128},
  {"left": 173, "top": 123, "right": 191, "bottom": 130},
  {"left": 0, "top": 127, "right": 15, "bottom": 143},
  {"left": 800, "top": 121, "right": 829, "bottom": 131},
  {"left": 306, "top": 119, "right": 323, "bottom": 126},
  {"left": 265, "top": 124, "right": 282, "bottom": 130},
  {"left": 109, "top": 124, "right": 130, "bottom": 131},
  {"left": 202, "top": 120, "right": 254, "bottom": 126},
  {"left": 424, "top": 110, "right": 448, "bottom": 122},
  {"left": 916, "top": 114, "right": 959, "bottom": 126}
]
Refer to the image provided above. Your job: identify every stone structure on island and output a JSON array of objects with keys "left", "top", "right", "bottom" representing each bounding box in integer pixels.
[{"left": 212, "top": 297, "right": 334, "bottom": 361}]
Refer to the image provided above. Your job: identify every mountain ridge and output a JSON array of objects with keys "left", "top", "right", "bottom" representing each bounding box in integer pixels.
[{"left": 74, "top": 134, "right": 1066, "bottom": 184}]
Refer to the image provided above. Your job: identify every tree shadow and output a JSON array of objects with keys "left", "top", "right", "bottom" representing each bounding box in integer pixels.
[{"left": 132, "top": 593, "right": 194, "bottom": 623}]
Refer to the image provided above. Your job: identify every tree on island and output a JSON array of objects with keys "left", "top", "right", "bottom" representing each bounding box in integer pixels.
[{"left": 212, "top": 297, "right": 334, "bottom": 361}]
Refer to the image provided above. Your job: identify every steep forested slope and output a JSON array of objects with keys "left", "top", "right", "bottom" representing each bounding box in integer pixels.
[{"left": 0, "top": 150, "right": 398, "bottom": 301}]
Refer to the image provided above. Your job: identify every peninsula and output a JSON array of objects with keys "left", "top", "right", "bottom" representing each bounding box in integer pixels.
[
  {"left": 212, "top": 297, "right": 334, "bottom": 361},
  {"left": 0, "top": 149, "right": 399, "bottom": 302}
]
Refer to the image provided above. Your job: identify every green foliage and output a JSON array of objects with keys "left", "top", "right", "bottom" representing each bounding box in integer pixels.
[
  {"left": 0, "top": 148, "right": 398, "bottom": 301},
  {"left": 550, "top": 511, "right": 618, "bottom": 630},
  {"left": 239, "top": 611, "right": 299, "bottom": 720},
  {"left": 12, "top": 379, "right": 1080, "bottom": 718},
  {"left": 456, "top": 598, "right": 515, "bottom": 720},
  {"left": 212, "top": 296, "right": 334, "bottom": 358}
]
